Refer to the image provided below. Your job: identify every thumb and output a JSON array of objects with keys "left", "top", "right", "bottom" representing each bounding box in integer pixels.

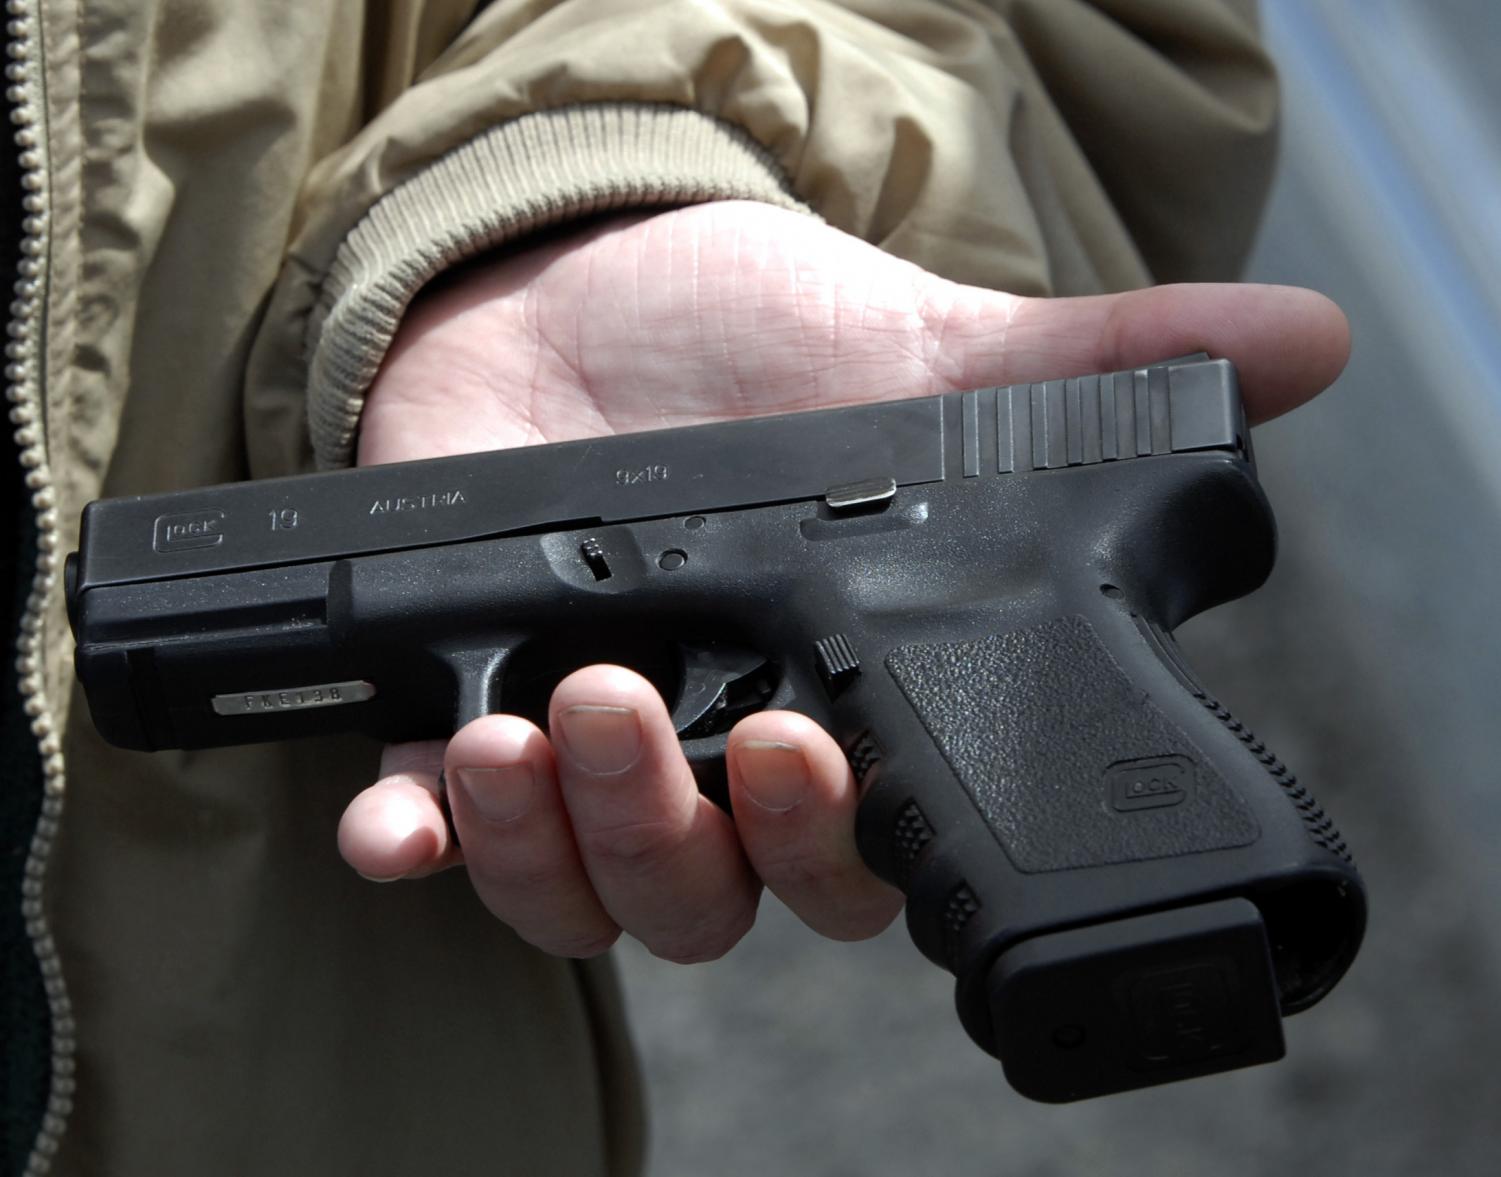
[{"left": 925, "top": 280, "right": 1350, "bottom": 425}]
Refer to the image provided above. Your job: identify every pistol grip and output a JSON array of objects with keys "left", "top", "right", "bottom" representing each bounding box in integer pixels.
[{"left": 849, "top": 601, "right": 1364, "bottom": 1101}]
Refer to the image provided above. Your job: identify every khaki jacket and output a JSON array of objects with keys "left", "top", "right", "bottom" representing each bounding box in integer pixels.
[{"left": 4, "top": 1, "right": 1276, "bottom": 1172}]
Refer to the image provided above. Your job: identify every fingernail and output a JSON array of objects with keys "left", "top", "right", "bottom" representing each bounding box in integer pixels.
[
  {"left": 736, "top": 740, "right": 808, "bottom": 812},
  {"left": 556, "top": 705, "right": 643, "bottom": 775},
  {"left": 454, "top": 764, "right": 536, "bottom": 823}
]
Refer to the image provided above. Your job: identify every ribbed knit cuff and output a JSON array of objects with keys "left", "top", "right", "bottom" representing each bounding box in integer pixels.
[{"left": 305, "top": 103, "right": 810, "bottom": 469}]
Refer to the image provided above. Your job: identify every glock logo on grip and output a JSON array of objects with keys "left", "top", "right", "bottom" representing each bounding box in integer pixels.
[
  {"left": 154, "top": 510, "right": 225, "bottom": 553},
  {"left": 1105, "top": 755, "right": 1193, "bottom": 812}
]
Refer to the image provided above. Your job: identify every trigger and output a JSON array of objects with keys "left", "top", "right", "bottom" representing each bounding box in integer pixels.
[{"left": 671, "top": 643, "right": 777, "bottom": 738}]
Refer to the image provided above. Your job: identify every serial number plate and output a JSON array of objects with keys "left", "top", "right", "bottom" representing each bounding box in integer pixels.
[{"left": 211, "top": 681, "right": 376, "bottom": 716}]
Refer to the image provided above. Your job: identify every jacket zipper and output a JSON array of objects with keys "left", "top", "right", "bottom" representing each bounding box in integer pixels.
[{"left": 6, "top": 0, "right": 75, "bottom": 1172}]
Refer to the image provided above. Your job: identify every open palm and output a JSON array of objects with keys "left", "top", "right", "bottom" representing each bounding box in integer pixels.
[{"left": 341, "top": 201, "right": 1349, "bottom": 964}]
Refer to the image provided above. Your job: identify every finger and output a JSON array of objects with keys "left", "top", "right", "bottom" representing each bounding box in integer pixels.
[
  {"left": 337, "top": 740, "right": 459, "bottom": 881},
  {"left": 927, "top": 281, "right": 1350, "bottom": 425},
  {"left": 550, "top": 665, "right": 761, "bottom": 964},
  {"left": 444, "top": 715, "right": 620, "bottom": 957},
  {"left": 728, "top": 712, "right": 904, "bottom": 941}
]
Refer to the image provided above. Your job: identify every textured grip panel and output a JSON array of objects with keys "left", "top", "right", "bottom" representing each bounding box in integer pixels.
[
  {"left": 890, "top": 799, "right": 935, "bottom": 889},
  {"left": 942, "top": 883, "right": 982, "bottom": 966},
  {"left": 886, "top": 617, "right": 1260, "bottom": 873},
  {"left": 847, "top": 730, "right": 883, "bottom": 785}
]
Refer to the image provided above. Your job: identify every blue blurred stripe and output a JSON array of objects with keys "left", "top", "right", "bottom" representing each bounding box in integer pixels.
[{"left": 1263, "top": 0, "right": 1501, "bottom": 409}]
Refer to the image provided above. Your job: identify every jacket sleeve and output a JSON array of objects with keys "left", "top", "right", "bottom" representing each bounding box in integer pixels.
[{"left": 242, "top": 0, "right": 1278, "bottom": 474}]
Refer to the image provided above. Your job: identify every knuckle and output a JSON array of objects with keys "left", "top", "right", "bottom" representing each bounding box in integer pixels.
[
  {"left": 754, "top": 849, "right": 851, "bottom": 893},
  {"left": 468, "top": 853, "right": 566, "bottom": 897},
  {"left": 652, "top": 943, "right": 731, "bottom": 966},
  {"left": 577, "top": 817, "right": 686, "bottom": 867},
  {"left": 646, "top": 905, "right": 756, "bottom": 966},
  {"left": 533, "top": 927, "right": 621, "bottom": 960},
  {"left": 811, "top": 894, "right": 903, "bottom": 943}
]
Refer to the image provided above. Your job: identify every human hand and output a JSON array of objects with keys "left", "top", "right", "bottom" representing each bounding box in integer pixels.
[{"left": 336, "top": 200, "right": 1349, "bottom": 962}]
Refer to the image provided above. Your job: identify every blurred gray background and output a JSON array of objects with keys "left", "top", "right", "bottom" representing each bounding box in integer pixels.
[{"left": 613, "top": 2, "right": 1501, "bottom": 1174}]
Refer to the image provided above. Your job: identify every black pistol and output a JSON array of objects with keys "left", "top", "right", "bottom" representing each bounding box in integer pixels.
[{"left": 65, "top": 354, "right": 1366, "bottom": 1102}]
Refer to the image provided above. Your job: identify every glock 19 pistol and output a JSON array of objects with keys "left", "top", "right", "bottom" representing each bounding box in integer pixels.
[{"left": 66, "top": 354, "right": 1366, "bottom": 1102}]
